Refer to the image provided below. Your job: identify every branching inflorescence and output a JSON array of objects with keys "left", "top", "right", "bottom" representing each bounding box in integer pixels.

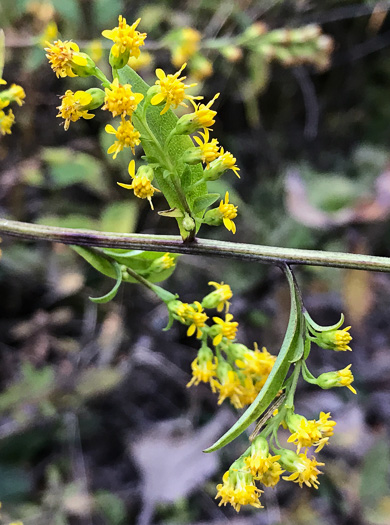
[{"left": 0, "top": 14, "right": 357, "bottom": 515}]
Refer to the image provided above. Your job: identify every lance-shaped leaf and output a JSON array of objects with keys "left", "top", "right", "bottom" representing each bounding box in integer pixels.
[
  {"left": 89, "top": 261, "right": 122, "bottom": 304},
  {"left": 304, "top": 311, "right": 345, "bottom": 333},
  {"left": 204, "top": 265, "right": 301, "bottom": 453},
  {"left": 117, "top": 66, "right": 208, "bottom": 238},
  {"left": 71, "top": 245, "right": 117, "bottom": 279}
]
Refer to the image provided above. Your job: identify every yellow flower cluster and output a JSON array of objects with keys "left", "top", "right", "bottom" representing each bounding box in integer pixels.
[
  {"left": 166, "top": 282, "right": 277, "bottom": 409},
  {"left": 0, "top": 82, "right": 26, "bottom": 136},
  {"left": 102, "top": 16, "right": 146, "bottom": 60}
]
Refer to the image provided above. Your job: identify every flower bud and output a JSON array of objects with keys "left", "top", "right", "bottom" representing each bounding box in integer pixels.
[
  {"left": 182, "top": 213, "right": 196, "bottom": 232},
  {"left": 70, "top": 53, "right": 97, "bottom": 77},
  {"left": 109, "top": 48, "right": 130, "bottom": 70},
  {"left": 278, "top": 449, "right": 301, "bottom": 472},
  {"left": 314, "top": 326, "right": 352, "bottom": 352},
  {"left": 84, "top": 88, "right": 105, "bottom": 109},
  {"left": 181, "top": 147, "right": 203, "bottom": 165}
]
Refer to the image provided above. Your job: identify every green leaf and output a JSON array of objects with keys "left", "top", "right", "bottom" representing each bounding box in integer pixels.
[
  {"left": 102, "top": 248, "right": 179, "bottom": 283},
  {"left": 89, "top": 262, "right": 122, "bottom": 303},
  {"left": 204, "top": 265, "right": 300, "bottom": 453},
  {"left": 192, "top": 193, "right": 220, "bottom": 214},
  {"left": 71, "top": 246, "right": 117, "bottom": 279},
  {"left": 118, "top": 66, "right": 208, "bottom": 237},
  {"left": 304, "top": 311, "right": 345, "bottom": 333}
]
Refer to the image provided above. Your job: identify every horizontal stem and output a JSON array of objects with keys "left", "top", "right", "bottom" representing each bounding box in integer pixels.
[{"left": 1, "top": 218, "right": 390, "bottom": 272}]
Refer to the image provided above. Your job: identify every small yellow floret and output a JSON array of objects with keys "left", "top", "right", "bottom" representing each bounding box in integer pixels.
[
  {"left": 218, "top": 192, "right": 238, "bottom": 234},
  {"left": 45, "top": 39, "right": 87, "bottom": 78},
  {"left": 56, "top": 90, "right": 94, "bottom": 130},
  {"left": 185, "top": 301, "right": 209, "bottom": 338},
  {"left": 117, "top": 160, "right": 160, "bottom": 209},
  {"left": 0, "top": 109, "right": 15, "bottom": 135},
  {"left": 212, "top": 313, "right": 238, "bottom": 346},
  {"left": 186, "top": 356, "right": 217, "bottom": 387},
  {"left": 283, "top": 452, "right": 324, "bottom": 489},
  {"left": 151, "top": 64, "right": 202, "bottom": 115},
  {"left": 217, "top": 148, "right": 240, "bottom": 178},
  {"left": 207, "top": 281, "right": 233, "bottom": 312},
  {"left": 102, "top": 16, "right": 146, "bottom": 59},
  {"left": 216, "top": 470, "right": 263, "bottom": 512},
  {"left": 193, "top": 129, "right": 220, "bottom": 167},
  {"left": 337, "top": 364, "right": 357, "bottom": 394},
  {"left": 189, "top": 93, "right": 219, "bottom": 130},
  {"left": 105, "top": 118, "right": 141, "bottom": 158},
  {"left": 102, "top": 78, "right": 144, "bottom": 117},
  {"left": 8, "top": 84, "right": 26, "bottom": 106}
]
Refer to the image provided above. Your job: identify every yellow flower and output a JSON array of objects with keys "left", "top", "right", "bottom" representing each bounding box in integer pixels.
[
  {"left": 0, "top": 99, "right": 9, "bottom": 111},
  {"left": 0, "top": 109, "right": 15, "bottom": 135},
  {"left": 105, "top": 118, "right": 141, "bottom": 158},
  {"left": 160, "top": 253, "right": 175, "bottom": 269},
  {"left": 216, "top": 469, "right": 263, "bottom": 512},
  {"left": 282, "top": 451, "right": 324, "bottom": 489},
  {"left": 102, "top": 16, "right": 146, "bottom": 59},
  {"left": 117, "top": 160, "right": 160, "bottom": 209},
  {"left": 287, "top": 416, "right": 323, "bottom": 453},
  {"left": 56, "top": 90, "right": 94, "bottom": 131},
  {"left": 236, "top": 345, "right": 276, "bottom": 377},
  {"left": 215, "top": 369, "right": 244, "bottom": 408},
  {"left": 193, "top": 129, "right": 220, "bottom": 167},
  {"left": 185, "top": 301, "right": 209, "bottom": 338},
  {"left": 189, "top": 93, "right": 219, "bottom": 130},
  {"left": 314, "top": 326, "right": 352, "bottom": 352},
  {"left": 102, "top": 78, "right": 144, "bottom": 117},
  {"left": 45, "top": 40, "right": 87, "bottom": 78},
  {"left": 219, "top": 192, "right": 238, "bottom": 234},
  {"left": 216, "top": 148, "right": 240, "bottom": 178},
  {"left": 317, "top": 364, "right": 357, "bottom": 394},
  {"left": 202, "top": 281, "right": 232, "bottom": 312},
  {"left": 8, "top": 84, "right": 26, "bottom": 106},
  {"left": 260, "top": 461, "right": 284, "bottom": 487},
  {"left": 212, "top": 313, "right": 238, "bottom": 346},
  {"left": 317, "top": 411, "right": 336, "bottom": 438},
  {"left": 187, "top": 346, "right": 217, "bottom": 389},
  {"left": 171, "top": 27, "right": 201, "bottom": 68},
  {"left": 150, "top": 64, "right": 201, "bottom": 115},
  {"left": 245, "top": 437, "right": 281, "bottom": 478}
]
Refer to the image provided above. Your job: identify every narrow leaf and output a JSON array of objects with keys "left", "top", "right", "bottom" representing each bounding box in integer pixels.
[
  {"left": 304, "top": 311, "right": 345, "bottom": 333},
  {"left": 204, "top": 265, "right": 300, "bottom": 453},
  {"left": 71, "top": 245, "right": 117, "bottom": 279},
  {"left": 89, "top": 262, "right": 122, "bottom": 303}
]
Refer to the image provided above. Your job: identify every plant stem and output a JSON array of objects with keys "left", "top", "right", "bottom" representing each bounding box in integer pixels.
[{"left": 1, "top": 218, "right": 390, "bottom": 272}]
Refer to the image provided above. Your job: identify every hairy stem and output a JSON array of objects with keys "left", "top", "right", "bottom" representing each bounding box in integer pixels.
[{"left": 1, "top": 218, "right": 390, "bottom": 272}]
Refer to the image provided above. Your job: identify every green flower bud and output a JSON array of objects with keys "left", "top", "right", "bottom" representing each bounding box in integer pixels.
[
  {"left": 137, "top": 165, "right": 154, "bottom": 181},
  {"left": 250, "top": 435, "right": 269, "bottom": 457},
  {"left": 278, "top": 448, "right": 301, "bottom": 472},
  {"left": 285, "top": 411, "right": 306, "bottom": 433},
  {"left": 182, "top": 213, "right": 196, "bottom": 232},
  {"left": 203, "top": 208, "right": 223, "bottom": 227},
  {"left": 109, "top": 48, "right": 130, "bottom": 69}
]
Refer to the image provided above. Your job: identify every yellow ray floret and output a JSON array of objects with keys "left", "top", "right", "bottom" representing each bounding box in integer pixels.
[
  {"left": 102, "top": 16, "right": 147, "bottom": 59},
  {"left": 212, "top": 313, "right": 238, "bottom": 346},
  {"left": 151, "top": 63, "right": 202, "bottom": 115},
  {"left": 219, "top": 192, "right": 238, "bottom": 234}
]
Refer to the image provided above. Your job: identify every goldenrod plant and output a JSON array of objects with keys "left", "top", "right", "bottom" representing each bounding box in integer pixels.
[{"left": 0, "top": 13, "right": 389, "bottom": 516}]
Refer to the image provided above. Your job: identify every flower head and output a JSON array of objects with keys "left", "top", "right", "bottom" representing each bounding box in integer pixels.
[
  {"left": 187, "top": 346, "right": 217, "bottom": 388},
  {"left": 235, "top": 345, "right": 276, "bottom": 378},
  {"left": 45, "top": 40, "right": 88, "bottom": 77},
  {"left": 185, "top": 301, "right": 209, "bottom": 338},
  {"left": 6, "top": 84, "right": 26, "bottom": 106},
  {"left": 281, "top": 450, "right": 324, "bottom": 489},
  {"left": 0, "top": 109, "right": 15, "bottom": 135},
  {"left": 215, "top": 366, "right": 245, "bottom": 408},
  {"left": 219, "top": 192, "right": 238, "bottom": 234},
  {"left": 212, "top": 313, "right": 238, "bottom": 346},
  {"left": 216, "top": 468, "right": 263, "bottom": 512},
  {"left": 117, "top": 160, "right": 160, "bottom": 209},
  {"left": 314, "top": 326, "right": 352, "bottom": 352},
  {"left": 56, "top": 90, "right": 94, "bottom": 130},
  {"left": 105, "top": 118, "right": 141, "bottom": 158},
  {"left": 102, "top": 16, "right": 146, "bottom": 60},
  {"left": 214, "top": 148, "right": 240, "bottom": 178},
  {"left": 317, "top": 364, "right": 357, "bottom": 394},
  {"left": 189, "top": 93, "right": 219, "bottom": 130},
  {"left": 260, "top": 461, "right": 284, "bottom": 487},
  {"left": 193, "top": 129, "right": 220, "bottom": 167},
  {"left": 102, "top": 78, "right": 144, "bottom": 117},
  {"left": 202, "top": 281, "right": 232, "bottom": 312},
  {"left": 151, "top": 64, "right": 202, "bottom": 115}
]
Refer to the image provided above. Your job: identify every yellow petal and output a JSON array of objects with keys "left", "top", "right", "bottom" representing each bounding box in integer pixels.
[
  {"left": 105, "top": 124, "right": 116, "bottom": 134},
  {"left": 213, "top": 333, "right": 223, "bottom": 346},
  {"left": 102, "top": 29, "right": 114, "bottom": 39},
  {"left": 117, "top": 182, "right": 134, "bottom": 190},
  {"left": 187, "top": 324, "right": 196, "bottom": 337},
  {"left": 128, "top": 159, "right": 135, "bottom": 178},
  {"left": 72, "top": 55, "right": 88, "bottom": 66},
  {"left": 150, "top": 93, "right": 165, "bottom": 106},
  {"left": 155, "top": 68, "right": 166, "bottom": 80}
]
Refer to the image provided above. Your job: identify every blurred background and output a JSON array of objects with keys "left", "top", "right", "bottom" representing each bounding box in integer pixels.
[{"left": 1, "top": 0, "right": 390, "bottom": 523}]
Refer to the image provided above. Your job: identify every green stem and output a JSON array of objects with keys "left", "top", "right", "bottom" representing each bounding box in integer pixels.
[
  {"left": 285, "top": 361, "right": 302, "bottom": 409},
  {"left": 2, "top": 218, "right": 390, "bottom": 272}
]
